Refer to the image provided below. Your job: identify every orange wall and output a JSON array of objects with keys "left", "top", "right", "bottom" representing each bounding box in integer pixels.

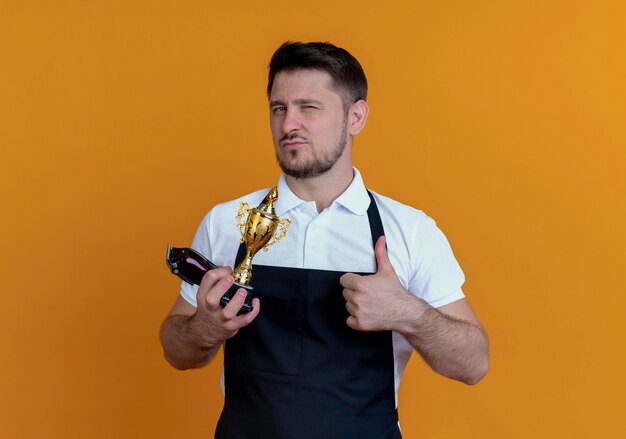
[{"left": 1, "top": 1, "right": 625, "bottom": 438}]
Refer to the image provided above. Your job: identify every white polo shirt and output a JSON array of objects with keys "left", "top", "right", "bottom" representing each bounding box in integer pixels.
[{"left": 180, "top": 168, "right": 465, "bottom": 402}]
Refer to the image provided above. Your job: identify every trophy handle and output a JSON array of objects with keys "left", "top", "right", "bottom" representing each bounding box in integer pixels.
[
  {"left": 236, "top": 202, "right": 250, "bottom": 242},
  {"left": 263, "top": 218, "right": 292, "bottom": 251}
]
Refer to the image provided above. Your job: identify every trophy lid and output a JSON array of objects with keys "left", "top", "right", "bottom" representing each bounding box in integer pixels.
[{"left": 257, "top": 186, "right": 278, "bottom": 216}]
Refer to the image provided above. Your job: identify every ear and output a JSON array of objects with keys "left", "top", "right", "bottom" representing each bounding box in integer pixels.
[{"left": 347, "top": 100, "right": 369, "bottom": 136}]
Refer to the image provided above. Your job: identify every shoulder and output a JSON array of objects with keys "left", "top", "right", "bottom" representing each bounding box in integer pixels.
[
  {"left": 368, "top": 190, "right": 450, "bottom": 259},
  {"left": 369, "top": 191, "right": 465, "bottom": 304},
  {"left": 368, "top": 190, "right": 433, "bottom": 230}
]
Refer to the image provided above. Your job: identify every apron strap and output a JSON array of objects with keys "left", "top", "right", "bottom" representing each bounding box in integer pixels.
[
  {"left": 366, "top": 190, "right": 385, "bottom": 245},
  {"left": 235, "top": 236, "right": 247, "bottom": 268}
]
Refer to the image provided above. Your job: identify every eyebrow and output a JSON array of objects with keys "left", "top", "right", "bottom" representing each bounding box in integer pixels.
[{"left": 269, "top": 99, "right": 324, "bottom": 107}]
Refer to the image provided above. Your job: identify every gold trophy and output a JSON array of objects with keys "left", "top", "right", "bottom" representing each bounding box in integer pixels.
[{"left": 219, "top": 186, "right": 291, "bottom": 312}]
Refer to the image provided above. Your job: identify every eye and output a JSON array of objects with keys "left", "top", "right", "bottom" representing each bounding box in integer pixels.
[{"left": 272, "top": 106, "right": 286, "bottom": 114}]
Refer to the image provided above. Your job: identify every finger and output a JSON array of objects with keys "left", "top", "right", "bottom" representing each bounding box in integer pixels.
[
  {"left": 374, "top": 235, "right": 394, "bottom": 274},
  {"left": 204, "top": 274, "right": 235, "bottom": 309},
  {"left": 220, "top": 288, "right": 248, "bottom": 320},
  {"left": 195, "top": 267, "right": 232, "bottom": 310},
  {"left": 345, "top": 300, "right": 357, "bottom": 316},
  {"left": 198, "top": 267, "right": 232, "bottom": 294},
  {"left": 342, "top": 287, "right": 356, "bottom": 302},
  {"left": 233, "top": 297, "right": 261, "bottom": 327},
  {"left": 340, "top": 272, "right": 361, "bottom": 289},
  {"left": 346, "top": 315, "right": 360, "bottom": 331},
  {"left": 222, "top": 297, "right": 261, "bottom": 332}
]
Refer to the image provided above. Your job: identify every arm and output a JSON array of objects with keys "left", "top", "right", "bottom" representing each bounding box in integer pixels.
[
  {"left": 159, "top": 267, "right": 260, "bottom": 370},
  {"left": 340, "top": 236, "right": 489, "bottom": 385},
  {"left": 393, "top": 296, "right": 488, "bottom": 385}
]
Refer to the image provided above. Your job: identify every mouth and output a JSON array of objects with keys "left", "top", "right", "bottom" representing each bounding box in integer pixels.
[{"left": 281, "top": 139, "right": 307, "bottom": 150}]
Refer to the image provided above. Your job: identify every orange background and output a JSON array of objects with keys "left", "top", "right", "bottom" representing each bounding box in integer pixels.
[{"left": 1, "top": 1, "right": 625, "bottom": 438}]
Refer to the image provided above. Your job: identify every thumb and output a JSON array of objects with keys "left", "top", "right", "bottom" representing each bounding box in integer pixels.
[{"left": 374, "top": 235, "right": 394, "bottom": 274}]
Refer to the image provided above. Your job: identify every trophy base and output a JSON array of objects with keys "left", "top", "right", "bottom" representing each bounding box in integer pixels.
[{"left": 220, "top": 282, "right": 254, "bottom": 314}]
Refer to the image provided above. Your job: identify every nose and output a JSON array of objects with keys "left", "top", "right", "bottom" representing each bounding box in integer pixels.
[{"left": 281, "top": 108, "right": 302, "bottom": 134}]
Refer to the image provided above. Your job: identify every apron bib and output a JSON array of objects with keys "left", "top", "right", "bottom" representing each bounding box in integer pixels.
[{"left": 216, "top": 192, "right": 401, "bottom": 439}]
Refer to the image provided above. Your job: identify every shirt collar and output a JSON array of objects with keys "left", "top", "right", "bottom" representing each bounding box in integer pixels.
[
  {"left": 274, "top": 174, "right": 305, "bottom": 216},
  {"left": 274, "top": 167, "right": 370, "bottom": 216},
  {"left": 334, "top": 168, "right": 370, "bottom": 215}
]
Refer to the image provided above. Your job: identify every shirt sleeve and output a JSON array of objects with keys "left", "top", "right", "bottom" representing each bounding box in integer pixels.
[
  {"left": 408, "top": 216, "right": 465, "bottom": 308},
  {"left": 179, "top": 210, "right": 214, "bottom": 307}
]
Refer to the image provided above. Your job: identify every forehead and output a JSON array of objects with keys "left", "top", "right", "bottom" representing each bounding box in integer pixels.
[{"left": 269, "top": 69, "right": 342, "bottom": 102}]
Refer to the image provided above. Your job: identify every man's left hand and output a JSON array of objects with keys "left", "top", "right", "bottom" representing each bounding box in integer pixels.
[{"left": 340, "top": 236, "right": 425, "bottom": 332}]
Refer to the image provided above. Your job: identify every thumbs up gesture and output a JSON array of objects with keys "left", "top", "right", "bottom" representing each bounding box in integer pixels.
[{"left": 340, "top": 236, "right": 424, "bottom": 332}]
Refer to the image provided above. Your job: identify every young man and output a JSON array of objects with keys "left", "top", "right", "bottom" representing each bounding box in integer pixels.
[{"left": 160, "top": 41, "right": 489, "bottom": 439}]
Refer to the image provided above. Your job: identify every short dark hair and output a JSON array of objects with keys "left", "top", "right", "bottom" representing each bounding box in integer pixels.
[{"left": 267, "top": 41, "right": 368, "bottom": 109}]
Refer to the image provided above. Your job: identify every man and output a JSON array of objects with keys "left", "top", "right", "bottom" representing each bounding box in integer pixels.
[{"left": 160, "top": 41, "right": 489, "bottom": 438}]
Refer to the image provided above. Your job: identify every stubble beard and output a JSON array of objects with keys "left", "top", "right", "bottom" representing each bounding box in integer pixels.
[{"left": 276, "top": 117, "right": 348, "bottom": 180}]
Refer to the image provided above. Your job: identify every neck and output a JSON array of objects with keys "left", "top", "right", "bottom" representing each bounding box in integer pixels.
[{"left": 284, "top": 163, "right": 354, "bottom": 213}]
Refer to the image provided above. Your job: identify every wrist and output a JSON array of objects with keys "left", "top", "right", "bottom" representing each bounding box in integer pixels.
[
  {"left": 393, "top": 295, "right": 432, "bottom": 335},
  {"left": 186, "top": 313, "right": 222, "bottom": 351}
]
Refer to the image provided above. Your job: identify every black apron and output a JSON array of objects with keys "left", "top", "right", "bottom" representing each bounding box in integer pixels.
[{"left": 215, "top": 192, "right": 401, "bottom": 439}]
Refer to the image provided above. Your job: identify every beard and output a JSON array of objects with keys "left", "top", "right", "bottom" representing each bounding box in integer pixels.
[
  {"left": 276, "top": 117, "right": 348, "bottom": 180},
  {"left": 276, "top": 137, "right": 347, "bottom": 179}
]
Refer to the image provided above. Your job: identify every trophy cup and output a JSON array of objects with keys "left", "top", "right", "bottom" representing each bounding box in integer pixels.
[{"left": 166, "top": 186, "right": 291, "bottom": 313}]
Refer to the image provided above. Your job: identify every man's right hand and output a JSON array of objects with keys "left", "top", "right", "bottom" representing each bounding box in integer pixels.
[{"left": 160, "top": 266, "right": 260, "bottom": 370}]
